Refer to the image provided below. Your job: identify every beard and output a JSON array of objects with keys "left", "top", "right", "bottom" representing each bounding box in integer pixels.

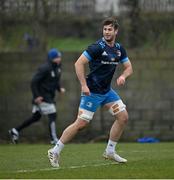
[{"left": 104, "top": 35, "right": 115, "bottom": 43}]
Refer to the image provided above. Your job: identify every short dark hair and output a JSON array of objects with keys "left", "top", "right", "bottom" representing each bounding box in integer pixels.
[{"left": 102, "top": 17, "right": 119, "bottom": 30}]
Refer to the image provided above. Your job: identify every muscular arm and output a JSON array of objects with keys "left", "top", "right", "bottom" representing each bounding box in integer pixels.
[
  {"left": 117, "top": 60, "right": 133, "bottom": 86},
  {"left": 74, "top": 54, "right": 90, "bottom": 95}
]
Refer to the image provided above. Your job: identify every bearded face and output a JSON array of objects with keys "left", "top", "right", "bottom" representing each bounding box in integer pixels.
[{"left": 103, "top": 24, "right": 118, "bottom": 43}]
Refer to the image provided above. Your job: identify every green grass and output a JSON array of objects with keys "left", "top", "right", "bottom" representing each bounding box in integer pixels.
[
  {"left": 0, "top": 143, "right": 174, "bottom": 179},
  {"left": 0, "top": 25, "right": 33, "bottom": 52},
  {"left": 1, "top": 25, "right": 174, "bottom": 52},
  {"left": 0, "top": 24, "right": 94, "bottom": 52},
  {"left": 47, "top": 37, "right": 94, "bottom": 52}
]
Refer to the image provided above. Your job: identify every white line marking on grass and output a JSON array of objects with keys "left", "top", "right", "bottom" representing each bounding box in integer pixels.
[
  {"left": 119, "top": 150, "right": 154, "bottom": 153},
  {"left": 15, "top": 162, "right": 117, "bottom": 173}
]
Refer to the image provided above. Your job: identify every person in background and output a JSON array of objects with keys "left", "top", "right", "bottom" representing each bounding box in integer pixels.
[
  {"left": 48, "top": 17, "right": 133, "bottom": 167},
  {"left": 9, "top": 48, "right": 65, "bottom": 145}
]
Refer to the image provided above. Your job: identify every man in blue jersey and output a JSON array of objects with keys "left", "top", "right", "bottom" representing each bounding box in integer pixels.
[{"left": 48, "top": 17, "right": 133, "bottom": 167}]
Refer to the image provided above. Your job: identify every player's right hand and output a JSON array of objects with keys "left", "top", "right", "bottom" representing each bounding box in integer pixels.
[
  {"left": 81, "top": 85, "right": 90, "bottom": 96},
  {"left": 60, "top": 87, "right": 66, "bottom": 94},
  {"left": 34, "top": 96, "right": 43, "bottom": 104}
]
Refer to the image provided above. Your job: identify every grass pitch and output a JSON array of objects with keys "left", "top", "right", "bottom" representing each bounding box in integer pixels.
[{"left": 0, "top": 142, "right": 174, "bottom": 179}]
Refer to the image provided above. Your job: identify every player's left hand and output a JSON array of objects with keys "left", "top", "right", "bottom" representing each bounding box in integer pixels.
[
  {"left": 117, "top": 75, "right": 125, "bottom": 86},
  {"left": 60, "top": 87, "right": 66, "bottom": 94}
]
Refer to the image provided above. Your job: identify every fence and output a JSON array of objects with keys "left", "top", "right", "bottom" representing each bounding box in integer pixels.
[
  {"left": 1, "top": 0, "right": 174, "bottom": 21},
  {"left": 139, "top": 0, "right": 174, "bottom": 12}
]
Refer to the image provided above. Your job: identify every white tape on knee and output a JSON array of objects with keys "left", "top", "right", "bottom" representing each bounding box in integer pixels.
[
  {"left": 78, "top": 109, "right": 94, "bottom": 121},
  {"left": 109, "top": 100, "right": 126, "bottom": 115}
]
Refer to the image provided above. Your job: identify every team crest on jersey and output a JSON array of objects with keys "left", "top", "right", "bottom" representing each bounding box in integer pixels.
[{"left": 116, "top": 50, "right": 121, "bottom": 57}]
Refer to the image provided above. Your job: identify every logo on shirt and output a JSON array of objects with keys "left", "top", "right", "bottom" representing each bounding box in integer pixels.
[
  {"left": 102, "top": 51, "right": 108, "bottom": 56},
  {"left": 101, "top": 50, "right": 119, "bottom": 65},
  {"left": 51, "top": 71, "right": 55, "bottom": 77},
  {"left": 101, "top": 61, "right": 118, "bottom": 65},
  {"left": 116, "top": 50, "right": 121, "bottom": 57},
  {"left": 86, "top": 102, "right": 93, "bottom": 108},
  {"left": 57, "top": 68, "right": 61, "bottom": 73}
]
